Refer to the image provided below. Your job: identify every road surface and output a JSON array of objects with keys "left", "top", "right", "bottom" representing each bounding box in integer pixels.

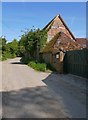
[{"left": 1, "top": 58, "right": 86, "bottom": 118}]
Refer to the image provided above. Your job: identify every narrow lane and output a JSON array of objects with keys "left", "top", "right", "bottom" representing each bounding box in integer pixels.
[{"left": 2, "top": 58, "right": 86, "bottom": 118}]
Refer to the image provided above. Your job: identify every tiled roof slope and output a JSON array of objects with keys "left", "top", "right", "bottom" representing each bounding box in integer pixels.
[
  {"left": 42, "top": 32, "right": 82, "bottom": 53},
  {"left": 76, "top": 38, "right": 87, "bottom": 48}
]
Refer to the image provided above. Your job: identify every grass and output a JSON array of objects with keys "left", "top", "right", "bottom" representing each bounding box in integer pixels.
[
  {"left": 21, "top": 57, "right": 55, "bottom": 72},
  {"left": 28, "top": 61, "right": 46, "bottom": 72}
]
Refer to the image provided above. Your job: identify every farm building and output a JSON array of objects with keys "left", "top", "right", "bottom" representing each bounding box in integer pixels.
[{"left": 41, "top": 14, "right": 83, "bottom": 73}]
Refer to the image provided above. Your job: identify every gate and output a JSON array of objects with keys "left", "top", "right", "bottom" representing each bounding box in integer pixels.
[{"left": 64, "top": 48, "right": 88, "bottom": 78}]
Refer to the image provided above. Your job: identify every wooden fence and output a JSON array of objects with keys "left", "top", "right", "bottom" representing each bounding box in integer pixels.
[{"left": 63, "top": 48, "right": 88, "bottom": 78}]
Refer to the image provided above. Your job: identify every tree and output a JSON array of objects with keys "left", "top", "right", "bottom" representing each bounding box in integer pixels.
[
  {"left": 6, "top": 39, "right": 19, "bottom": 55},
  {"left": 19, "top": 28, "right": 47, "bottom": 59},
  {"left": 2, "top": 37, "right": 7, "bottom": 53}
]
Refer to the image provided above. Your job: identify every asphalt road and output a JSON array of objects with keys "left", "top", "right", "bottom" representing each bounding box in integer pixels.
[{"left": 1, "top": 58, "right": 86, "bottom": 118}]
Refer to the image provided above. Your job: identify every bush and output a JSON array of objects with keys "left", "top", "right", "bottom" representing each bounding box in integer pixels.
[
  {"left": 28, "top": 61, "right": 36, "bottom": 68},
  {"left": 2, "top": 52, "right": 16, "bottom": 61},
  {"left": 10, "top": 53, "right": 16, "bottom": 58},
  {"left": 21, "top": 57, "right": 33, "bottom": 64},
  {"left": 28, "top": 61, "right": 46, "bottom": 72},
  {"left": 36, "top": 63, "right": 46, "bottom": 72},
  {"left": 2, "top": 56, "right": 7, "bottom": 61},
  {"left": 21, "top": 57, "right": 55, "bottom": 72}
]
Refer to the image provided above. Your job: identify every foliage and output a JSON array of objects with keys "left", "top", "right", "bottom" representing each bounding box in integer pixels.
[
  {"left": 18, "top": 35, "right": 26, "bottom": 56},
  {"left": 2, "top": 52, "right": 16, "bottom": 61},
  {"left": 21, "top": 56, "right": 46, "bottom": 72},
  {"left": 1, "top": 27, "right": 49, "bottom": 72},
  {"left": 2, "top": 37, "right": 7, "bottom": 52},
  {"left": 1, "top": 27, "right": 47, "bottom": 61},
  {"left": 6, "top": 39, "right": 19, "bottom": 55},
  {"left": 21, "top": 56, "right": 55, "bottom": 72},
  {"left": 19, "top": 28, "right": 47, "bottom": 58},
  {"left": 28, "top": 61, "right": 46, "bottom": 72},
  {"left": 20, "top": 56, "right": 32, "bottom": 64},
  {"left": 1, "top": 37, "right": 20, "bottom": 61},
  {"left": 0, "top": 37, "right": 2, "bottom": 60}
]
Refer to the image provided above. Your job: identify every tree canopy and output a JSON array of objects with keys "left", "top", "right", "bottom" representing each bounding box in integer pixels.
[
  {"left": 19, "top": 28, "right": 47, "bottom": 59},
  {"left": 1, "top": 27, "right": 48, "bottom": 61}
]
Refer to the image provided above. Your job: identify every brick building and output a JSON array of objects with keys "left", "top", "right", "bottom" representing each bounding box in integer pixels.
[{"left": 41, "top": 14, "right": 83, "bottom": 73}]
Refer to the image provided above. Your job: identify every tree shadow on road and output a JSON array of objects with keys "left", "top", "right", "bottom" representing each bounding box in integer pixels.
[
  {"left": 11, "top": 62, "right": 24, "bottom": 65},
  {"left": 10, "top": 57, "right": 24, "bottom": 65},
  {"left": 2, "top": 85, "right": 69, "bottom": 118},
  {"left": 2, "top": 72, "right": 86, "bottom": 118}
]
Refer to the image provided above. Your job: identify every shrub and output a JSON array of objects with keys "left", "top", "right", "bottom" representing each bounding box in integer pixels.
[
  {"left": 2, "top": 56, "right": 7, "bottom": 61},
  {"left": 11, "top": 53, "right": 16, "bottom": 58},
  {"left": 35, "top": 63, "right": 46, "bottom": 72},
  {"left": 21, "top": 57, "right": 55, "bottom": 72},
  {"left": 28, "top": 61, "right": 37, "bottom": 69},
  {"left": 21, "top": 57, "right": 33, "bottom": 64},
  {"left": 28, "top": 61, "right": 46, "bottom": 72},
  {"left": 2, "top": 52, "right": 16, "bottom": 61}
]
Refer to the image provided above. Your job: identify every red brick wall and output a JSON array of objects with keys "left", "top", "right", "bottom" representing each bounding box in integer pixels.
[{"left": 47, "top": 16, "right": 73, "bottom": 42}]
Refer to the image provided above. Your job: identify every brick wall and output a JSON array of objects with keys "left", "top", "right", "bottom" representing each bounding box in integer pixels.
[
  {"left": 42, "top": 51, "right": 65, "bottom": 73},
  {"left": 47, "top": 16, "right": 73, "bottom": 42}
]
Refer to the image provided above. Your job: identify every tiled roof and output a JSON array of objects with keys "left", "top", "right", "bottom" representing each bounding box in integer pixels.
[
  {"left": 41, "top": 32, "right": 82, "bottom": 53},
  {"left": 76, "top": 38, "right": 87, "bottom": 48}
]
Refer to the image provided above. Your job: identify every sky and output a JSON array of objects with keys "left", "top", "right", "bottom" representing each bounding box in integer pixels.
[{"left": 1, "top": 2, "right": 86, "bottom": 42}]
